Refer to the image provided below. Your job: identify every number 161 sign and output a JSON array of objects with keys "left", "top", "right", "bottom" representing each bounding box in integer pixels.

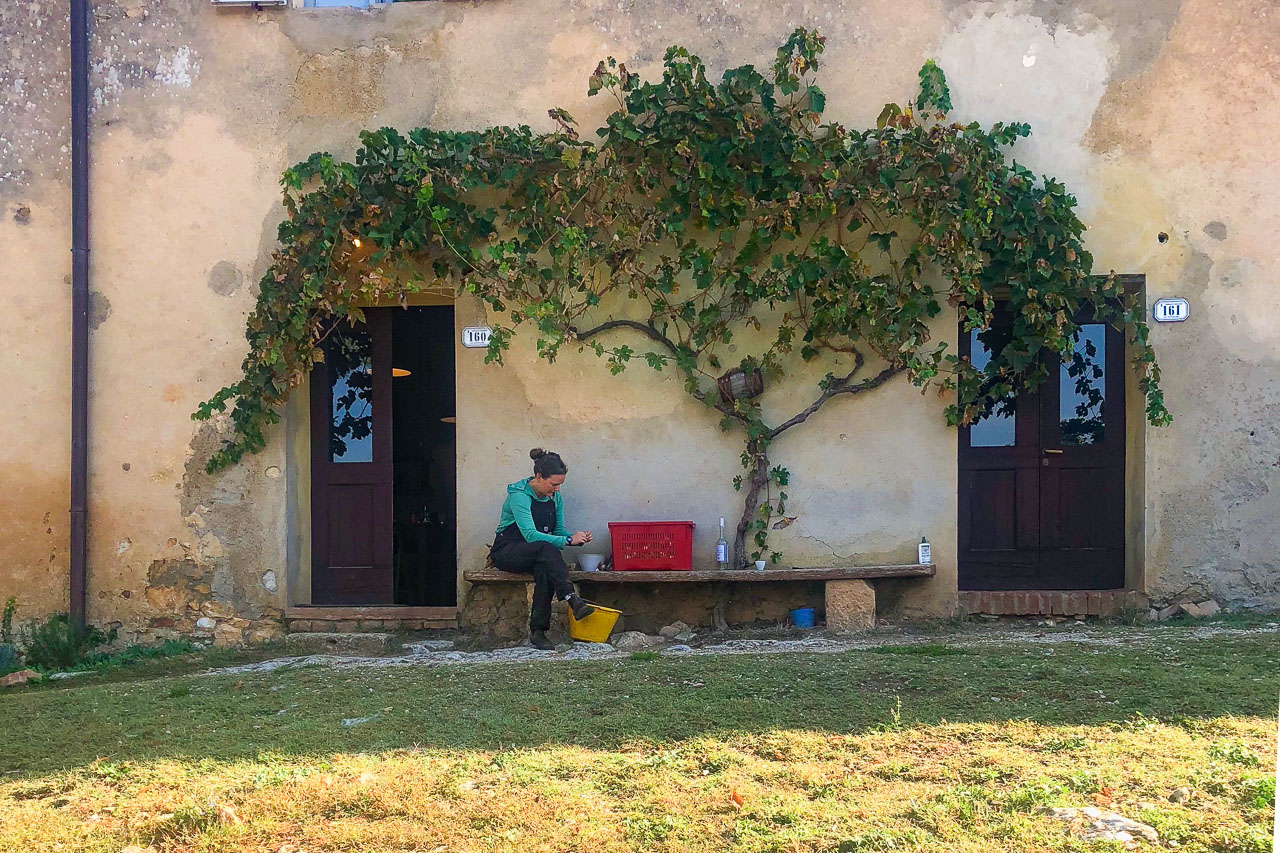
[{"left": 1153, "top": 298, "right": 1189, "bottom": 323}]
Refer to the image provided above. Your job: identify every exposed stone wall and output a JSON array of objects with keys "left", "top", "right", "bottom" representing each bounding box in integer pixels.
[{"left": 1, "top": 0, "right": 1277, "bottom": 646}]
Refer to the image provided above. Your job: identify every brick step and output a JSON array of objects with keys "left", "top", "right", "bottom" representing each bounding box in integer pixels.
[
  {"left": 961, "top": 589, "right": 1143, "bottom": 617},
  {"left": 284, "top": 607, "right": 456, "bottom": 634},
  {"left": 288, "top": 617, "right": 457, "bottom": 633}
]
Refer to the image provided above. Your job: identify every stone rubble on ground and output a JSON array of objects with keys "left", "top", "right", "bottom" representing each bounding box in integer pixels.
[
  {"left": 49, "top": 670, "right": 91, "bottom": 680},
  {"left": 664, "top": 644, "right": 693, "bottom": 654},
  {"left": 564, "top": 642, "right": 615, "bottom": 660},
  {"left": 1050, "top": 806, "right": 1159, "bottom": 848},
  {"left": 612, "top": 631, "right": 665, "bottom": 652},
  {"left": 659, "top": 621, "right": 694, "bottom": 640},
  {"left": 402, "top": 639, "right": 455, "bottom": 655},
  {"left": 0, "top": 668, "right": 41, "bottom": 687},
  {"left": 1179, "top": 599, "right": 1221, "bottom": 618}
]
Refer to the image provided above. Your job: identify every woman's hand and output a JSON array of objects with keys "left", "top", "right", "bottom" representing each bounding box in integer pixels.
[{"left": 568, "top": 531, "right": 593, "bottom": 545}]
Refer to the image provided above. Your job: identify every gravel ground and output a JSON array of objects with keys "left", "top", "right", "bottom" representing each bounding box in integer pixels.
[{"left": 204, "top": 621, "right": 1280, "bottom": 677}]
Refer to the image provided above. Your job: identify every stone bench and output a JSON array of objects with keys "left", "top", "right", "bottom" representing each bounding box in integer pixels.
[{"left": 461, "top": 564, "right": 934, "bottom": 638}]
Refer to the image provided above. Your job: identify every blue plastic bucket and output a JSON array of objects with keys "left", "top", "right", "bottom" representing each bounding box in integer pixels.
[{"left": 790, "top": 606, "right": 816, "bottom": 629}]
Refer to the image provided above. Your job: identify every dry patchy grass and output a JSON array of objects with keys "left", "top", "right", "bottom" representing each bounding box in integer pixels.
[{"left": 0, "top": 629, "right": 1275, "bottom": 852}]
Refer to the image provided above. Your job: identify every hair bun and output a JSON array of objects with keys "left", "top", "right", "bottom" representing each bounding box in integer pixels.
[{"left": 529, "top": 448, "right": 546, "bottom": 460}]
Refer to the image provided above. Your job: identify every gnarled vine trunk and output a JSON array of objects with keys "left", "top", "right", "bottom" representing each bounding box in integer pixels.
[{"left": 733, "top": 442, "right": 770, "bottom": 569}]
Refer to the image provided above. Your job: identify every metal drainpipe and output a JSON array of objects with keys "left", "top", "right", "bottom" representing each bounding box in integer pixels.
[{"left": 70, "top": 0, "right": 90, "bottom": 629}]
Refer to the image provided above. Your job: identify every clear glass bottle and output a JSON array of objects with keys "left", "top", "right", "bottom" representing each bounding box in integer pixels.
[{"left": 716, "top": 517, "right": 729, "bottom": 570}]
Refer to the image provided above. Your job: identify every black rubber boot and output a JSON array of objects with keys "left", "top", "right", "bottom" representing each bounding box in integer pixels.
[
  {"left": 567, "top": 594, "right": 595, "bottom": 621},
  {"left": 529, "top": 629, "right": 554, "bottom": 651}
]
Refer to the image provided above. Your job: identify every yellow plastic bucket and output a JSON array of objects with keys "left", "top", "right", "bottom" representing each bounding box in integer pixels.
[{"left": 567, "top": 601, "right": 622, "bottom": 643}]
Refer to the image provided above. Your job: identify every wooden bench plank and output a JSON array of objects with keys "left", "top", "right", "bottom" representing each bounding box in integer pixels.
[{"left": 463, "top": 564, "right": 934, "bottom": 584}]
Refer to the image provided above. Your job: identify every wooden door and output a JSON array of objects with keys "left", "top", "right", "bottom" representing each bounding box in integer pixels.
[
  {"left": 958, "top": 313, "right": 1125, "bottom": 590},
  {"left": 310, "top": 310, "right": 395, "bottom": 604},
  {"left": 1037, "top": 320, "right": 1126, "bottom": 588}
]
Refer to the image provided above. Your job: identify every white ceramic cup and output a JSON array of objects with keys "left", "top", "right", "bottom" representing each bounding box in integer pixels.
[{"left": 754, "top": 559, "right": 767, "bottom": 572}]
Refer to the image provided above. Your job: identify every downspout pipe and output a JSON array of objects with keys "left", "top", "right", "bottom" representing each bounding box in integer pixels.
[{"left": 70, "top": 0, "right": 90, "bottom": 629}]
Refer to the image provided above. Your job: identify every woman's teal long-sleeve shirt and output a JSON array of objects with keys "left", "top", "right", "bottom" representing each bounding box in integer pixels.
[{"left": 493, "top": 478, "right": 570, "bottom": 548}]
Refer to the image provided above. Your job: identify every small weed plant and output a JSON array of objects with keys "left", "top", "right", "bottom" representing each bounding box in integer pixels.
[
  {"left": 1209, "top": 739, "right": 1263, "bottom": 767},
  {"left": 20, "top": 613, "right": 115, "bottom": 672},
  {"left": 0, "top": 597, "right": 16, "bottom": 674}
]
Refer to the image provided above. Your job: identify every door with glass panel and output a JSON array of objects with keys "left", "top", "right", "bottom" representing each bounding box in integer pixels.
[
  {"left": 958, "top": 309, "right": 1125, "bottom": 590},
  {"left": 309, "top": 311, "right": 394, "bottom": 604}
]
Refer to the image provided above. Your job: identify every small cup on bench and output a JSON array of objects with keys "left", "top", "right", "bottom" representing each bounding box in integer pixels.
[{"left": 578, "top": 554, "right": 604, "bottom": 572}]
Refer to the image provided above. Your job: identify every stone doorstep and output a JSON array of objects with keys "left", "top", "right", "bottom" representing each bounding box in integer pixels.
[
  {"left": 284, "top": 632, "right": 395, "bottom": 656},
  {"left": 960, "top": 589, "right": 1143, "bottom": 617}
]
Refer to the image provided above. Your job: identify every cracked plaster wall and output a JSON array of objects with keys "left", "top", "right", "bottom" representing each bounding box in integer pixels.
[{"left": 1, "top": 0, "right": 1276, "bottom": 642}]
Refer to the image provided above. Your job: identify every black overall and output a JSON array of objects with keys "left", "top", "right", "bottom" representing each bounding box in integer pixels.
[{"left": 489, "top": 497, "right": 574, "bottom": 632}]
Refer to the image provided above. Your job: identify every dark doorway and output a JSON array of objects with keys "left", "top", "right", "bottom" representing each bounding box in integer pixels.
[
  {"left": 958, "top": 309, "right": 1126, "bottom": 591},
  {"left": 391, "top": 306, "right": 457, "bottom": 606},
  {"left": 309, "top": 306, "right": 457, "bottom": 606}
]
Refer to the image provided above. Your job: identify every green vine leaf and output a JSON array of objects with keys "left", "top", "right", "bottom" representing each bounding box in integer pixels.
[{"left": 916, "top": 59, "right": 952, "bottom": 114}]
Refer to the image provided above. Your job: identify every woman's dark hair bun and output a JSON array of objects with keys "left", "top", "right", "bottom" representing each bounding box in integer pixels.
[{"left": 530, "top": 447, "right": 567, "bottom": 478}]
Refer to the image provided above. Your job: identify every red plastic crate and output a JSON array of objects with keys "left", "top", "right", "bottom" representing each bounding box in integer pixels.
[{"left": 608, "top": 521, "right": 696, "bottom": 571}]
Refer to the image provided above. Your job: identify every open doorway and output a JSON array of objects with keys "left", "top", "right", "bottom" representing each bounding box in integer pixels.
[
  {"left": 308, "top": 305, "right": 457, "bottom": 607},
  {"left": 392, "top": 306, "right": 457, "bottom": 606}
]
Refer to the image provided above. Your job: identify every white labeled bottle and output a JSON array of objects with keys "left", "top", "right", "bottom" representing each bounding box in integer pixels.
[
  {"left": 716, "top": 518, "right": 729, "bottom": 570},
  {"left": 918, "top": 535, "right": 932, "bottom": 566}
]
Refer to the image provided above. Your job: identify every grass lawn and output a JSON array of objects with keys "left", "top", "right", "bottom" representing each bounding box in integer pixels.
[{"left": 1, "top": 626, "right": 1275, "bottom": 852}]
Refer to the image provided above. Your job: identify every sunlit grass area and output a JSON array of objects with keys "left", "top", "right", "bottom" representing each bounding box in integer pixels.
[{"left": 1, "top": 629, "right": 1275, "bottom": 852}]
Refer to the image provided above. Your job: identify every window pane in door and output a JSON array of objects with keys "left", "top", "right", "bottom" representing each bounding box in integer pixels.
[
  {"left": 329, "top": 328, "right": 374, "bottom": 463},
  {"left": 969, "top": 327, "right": 1016, "bottom": 447},
  {"left": 1060, "top": 324, "right": 1106, "bottom": 445}
]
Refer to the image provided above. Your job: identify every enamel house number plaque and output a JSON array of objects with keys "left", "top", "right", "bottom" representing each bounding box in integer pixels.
[
  {"left": 462, "top": 326, "right": 492, "bottom": 348},
  {"left": 1152, "top": 298, "right": 1190, "bottom": 323}
]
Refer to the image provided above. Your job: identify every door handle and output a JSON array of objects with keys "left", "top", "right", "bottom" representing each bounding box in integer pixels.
[{"left": 1043, "top": 449, "right": 1064, "bottom": 455}]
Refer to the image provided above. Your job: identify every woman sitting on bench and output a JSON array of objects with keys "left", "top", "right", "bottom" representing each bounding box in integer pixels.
[{"left": 490, "top": 448, "right": 595, "bottom": 649}]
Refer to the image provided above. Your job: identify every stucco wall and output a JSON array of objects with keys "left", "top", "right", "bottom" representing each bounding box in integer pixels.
[{"left": 2, "top": 0, "right": 1277, "bottom": 639}]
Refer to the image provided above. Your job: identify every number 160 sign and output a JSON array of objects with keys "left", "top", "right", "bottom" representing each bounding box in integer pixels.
[{"left": 462, "top": 326, "right": 492, "bottom": 348}]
